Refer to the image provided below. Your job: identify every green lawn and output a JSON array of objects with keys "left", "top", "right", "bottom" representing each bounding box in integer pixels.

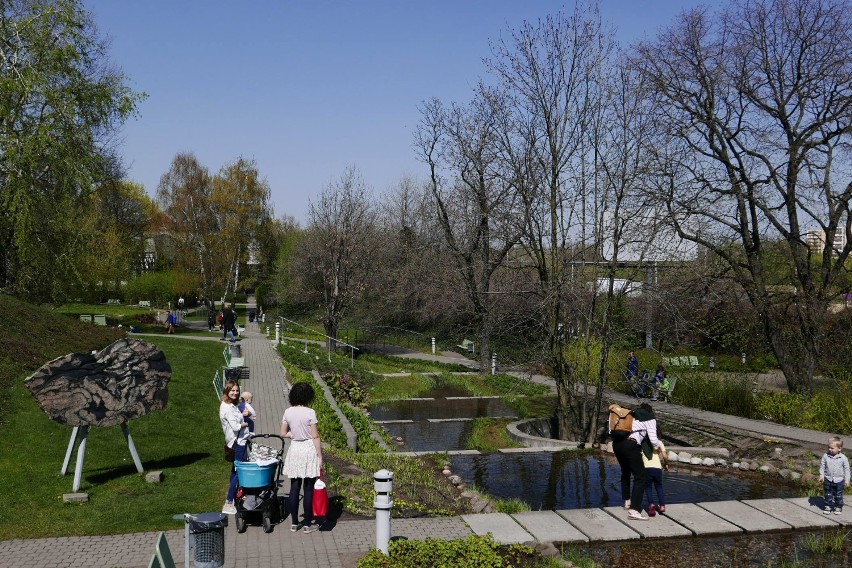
[{"left": 1, "top": 336, "right": 229, "bottom": 538}]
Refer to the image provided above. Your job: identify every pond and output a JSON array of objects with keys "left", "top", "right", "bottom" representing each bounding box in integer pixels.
[
  {"left": 449, "top": 452, "right": 800, "bottom": 510},
  {"left": 575, "top": 530, "right": 852, "bottom": 567},
  {"left": 369, "top": 392, "right": 517, "bottom": 451}
]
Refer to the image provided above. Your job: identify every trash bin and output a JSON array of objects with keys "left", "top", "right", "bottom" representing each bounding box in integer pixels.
[
  {"left": 190, "top": 512, "right": 228, "bottom": 568},
  {"left": 224, "top": 366, "right": 242, "bottom": 382}
]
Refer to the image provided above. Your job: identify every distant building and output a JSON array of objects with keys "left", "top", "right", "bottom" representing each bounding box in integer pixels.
[{"left": 805, "top": 229, "right": 846, "bottom": 254}]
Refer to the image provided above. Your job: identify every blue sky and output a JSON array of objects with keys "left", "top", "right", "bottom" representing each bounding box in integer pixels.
[{"left": 84, "top": 1, "right": 714, "bottom": 223}]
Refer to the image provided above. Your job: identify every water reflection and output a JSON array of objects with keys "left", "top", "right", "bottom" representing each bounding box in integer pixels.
[
  {"left": 451, "top": 452, "right": 799, "bottom": 510},
  {"left": 370, "top": 397, "right": 516, "bottom": 422},
  {"left": 578, "top": 530, "right": 851, "bottom": 567}
]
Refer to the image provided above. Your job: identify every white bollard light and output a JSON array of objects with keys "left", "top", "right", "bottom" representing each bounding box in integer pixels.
[
  {"left": 431, "top": 337, "right": 436, "bottom": 355},
  {"left": 491, "top": 353, "right": 497, "bottom": 375},
  {"left": 374, "top": 469, "right": 394, "bottom": 555},
  {"left": 275, "top": 322, "right": 280, "bottom": 343}
]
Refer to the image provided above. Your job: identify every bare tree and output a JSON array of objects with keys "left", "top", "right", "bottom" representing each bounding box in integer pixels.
[
  {"left": 371, "top": 175, "right": 456, "bottom": 327},
  {"left": 305, "top": 166, "right": 377, "bottom": 346},
  {"left": 486, "top": 5, "right": 617, "bottom": 441},
  {"left": 416, "top": 90, "right": 524, "bottom": 368},
  {"left": 635, "top": 0, "right": 852, "bottom": 393}
]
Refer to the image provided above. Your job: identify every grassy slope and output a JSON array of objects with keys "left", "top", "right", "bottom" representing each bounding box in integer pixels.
[{"left": 0, "top": 295, "right": 229, "bottom": 537}]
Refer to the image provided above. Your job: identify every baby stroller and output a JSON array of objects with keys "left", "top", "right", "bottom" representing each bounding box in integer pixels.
[{"left": 234, "top": 433, "right": 285, "bottom": 533}]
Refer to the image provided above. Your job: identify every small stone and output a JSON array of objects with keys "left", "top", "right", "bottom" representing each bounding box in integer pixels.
[
  {"left": 702, "top": 457, "right": 715, "bottom": 467},
  {"left": 63, "top": 493, "right": 89, "bottom": 503},
  {"left": 778, "top": 469, "right": 791, "bottom": 479},
  {"left": 145, "top": 471, "right": 164, "bottom": 483},
  {"left": 461, "top": 490, "right": 476, "bottom": 499},
  {"left": 749, "top": 461, "right": 761, "bottom": 471},
  {"left": 732, "top": 462, "right": 740, "bottom": 469},
  {"left": 716, "top": 459, "right": 727, "bottom": 467},
  {"left": 739, "top": 462, "right": 751, "bottom": 471},
  {"left": 678, "top": 452, "right": 692, "bottom": 463},
  {"left": 690, "top": 457, "right": 702, "bottom": 465},
  {"left": 448, "top": 475, "right": 463, "bottom": 485},
  {"left": 442, "top": 469, "right": 451, "bottom": 476},
  {"left": 395, "top": 436, "right": 403, "bottom": 442},
  {"left": 667, "top": 451, "right": 678, "bottom": 462},
  {"left": 471, "top": 497, "right": 489, "bottom": 513},
  {"left": 790, "top": 471, "right": 802, "bottom": 481},
  {"left": 774, "top": 447, "right": 783, "bottom": 457},
  {"left": 759, "top": 464, "right": 774, "bottom": 473},
  {"left": 534, "top": 542, "right": 561, "bottom": 558}
]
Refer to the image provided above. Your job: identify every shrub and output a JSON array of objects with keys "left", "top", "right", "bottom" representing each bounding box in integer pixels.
[{"left": 357, "top": 535, "right": 541, "bottom": 567}]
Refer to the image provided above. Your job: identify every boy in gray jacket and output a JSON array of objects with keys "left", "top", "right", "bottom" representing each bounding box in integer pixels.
[{"left": 819, "top": 436, "right": 850, "bottom": 514}]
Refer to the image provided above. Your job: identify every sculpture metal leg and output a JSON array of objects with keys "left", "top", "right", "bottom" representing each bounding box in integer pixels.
[
  {"left": 61, "top": 426, "right": 79, "bottom": 476},
  {"left": 73, "top": 426, "right": 89, "bottom": 492},
  {"left": 122, "top": 424, "right": 145, "bottom": 473}
]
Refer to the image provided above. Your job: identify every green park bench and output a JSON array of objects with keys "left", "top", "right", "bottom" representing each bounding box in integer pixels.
[
  {"left": 107, "top": 298, "right": 121, "bottom": 305},
  {"left": 223, "top": 345, "right": 249, "bottom": 380},
  {"left": 213, "top": 369, "right": 224, "bottom": 399},
  {"left": 93, "top": 314, "right": 107, "bottom": 326},
  {"left": 150, "top": 531, "right": 175, "bottom": 568},
  {"left": 457, "top": 339, "right": 475, "bottom": 353},
  {"left": 138, "top": 300, "right": 151, "bottom": 308},
  {"left": 79, "top": 314, "right": 93, "bottom": 323}
]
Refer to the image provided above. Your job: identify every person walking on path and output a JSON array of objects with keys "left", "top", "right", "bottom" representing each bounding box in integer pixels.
[
  {"left": 613, "top": 402, "right": 662, "bottom": 521},
  {"left": 220, "top": 380, "right": 250, "bottom": 515},
  {"left": 819, "top": 436, "right": 850, "bottom": 514},
  {"left": 222, "top": 305, "right": 237, "bottom": 341},
  {"left": 280, "top": 382, "right": 323, "bottom": 534}
]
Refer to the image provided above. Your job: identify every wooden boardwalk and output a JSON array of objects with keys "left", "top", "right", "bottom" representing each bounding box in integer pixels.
[{"left": 463, "top": 496, "right": 849, "bottom": 544}]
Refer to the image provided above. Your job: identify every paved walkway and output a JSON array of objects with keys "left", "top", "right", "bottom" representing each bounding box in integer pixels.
[{"left": 2, "top": 314, "right": 849, "bottom": 567}]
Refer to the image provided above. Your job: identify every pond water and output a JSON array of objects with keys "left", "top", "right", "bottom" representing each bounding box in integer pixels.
[
  {"left": 369, "top": 396, "right": 516, "bottom": 422},
  {"left": 371, "top": 390, "right": 798, "bottom": 510},
  {"left": 450, "top": 452, "right": 800, "bottom": 510},
  {"left": 576, "top": 530, "right": 852, "bottom": 567}
]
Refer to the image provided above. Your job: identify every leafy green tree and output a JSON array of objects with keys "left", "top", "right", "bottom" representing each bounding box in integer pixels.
[
  {"left": 0, "top": 0, "right": 143, "bottom": 302},
  {"left": 211, "top": 158, "right": 274, "bottom": 301}
]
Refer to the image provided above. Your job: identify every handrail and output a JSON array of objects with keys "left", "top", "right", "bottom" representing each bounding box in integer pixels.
[{"left": 277, "top": 316, "right": 359, "bottom": 351}]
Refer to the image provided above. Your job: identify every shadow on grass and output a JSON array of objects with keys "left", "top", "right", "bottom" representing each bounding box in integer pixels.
[{"left": 85, "top": 452, "right": 210, "bottom": 484}]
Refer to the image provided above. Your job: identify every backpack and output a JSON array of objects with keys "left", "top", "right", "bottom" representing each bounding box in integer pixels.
[{"left": 608, "top": 403, "right": 634, "bottom": 441}]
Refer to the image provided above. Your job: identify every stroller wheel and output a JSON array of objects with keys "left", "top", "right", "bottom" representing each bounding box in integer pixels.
[
  {"left": 263, "top": 515, "right": 273, "bottom": 533},
  {"left": 236, "top": 515, "right": 247, "bottom": 533}
]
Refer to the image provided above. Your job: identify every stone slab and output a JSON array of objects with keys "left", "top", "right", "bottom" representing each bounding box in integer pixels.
[
  {"left": 698, "top": 500, "right": 791, "bottom": 533},
  {"left": 462, "top": 512, "right": 534, "bottom": 544},
  {"left": 743, "top": 498, "right": 841, "bottom": 530},
  {"left": 602, "top": 506, "right": 692, "bottom": 539},
  {"left": 498, "top": 447, "right": 565, "bottom": 453},
  {"left": 62, "top": 492, "right": 89, "bottom": 503},
  {"left": 787, "top": 497, "right": 852, "bottom": 526},
  {"left": 660, "top": 503, "right": 743, "bottom": 536},
  {"left": 556, "top": 508, "right": 640, "bottom": 542},
  {"left": 511, "top": 510, "right": 588, "bottom": 543}
]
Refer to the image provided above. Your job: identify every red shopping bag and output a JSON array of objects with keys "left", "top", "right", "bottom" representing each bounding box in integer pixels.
[{"left": 313, "top": 470, "right": 329, "bottom": 518}]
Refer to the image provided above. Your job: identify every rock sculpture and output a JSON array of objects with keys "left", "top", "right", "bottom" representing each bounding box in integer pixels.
[
  {"left": 24, "top": 338, "right": 171, "bottom": 492},
  {"left": 25, "top": 338, "right": 171, "bottom": 427}
]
